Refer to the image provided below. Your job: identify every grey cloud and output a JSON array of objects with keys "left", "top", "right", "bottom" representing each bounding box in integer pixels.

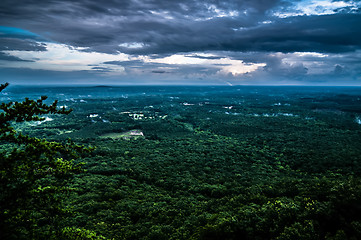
[
  {"left": 0, "top": 52, "right": 34, "bottom": 62},
  {"left": 0, "top": 38, "right": 46, "bottom": 52},
  {"left": 0, "top": 0, "right": 280, "bottom": 54},
  {"left": 91, "top": 67, "right": 110, "bottom": 70},
  {"left": 185, "top": 54, "right": 225, "bottom": 60},
  {"left": 109, "top": 59, "right": 219, "bottom": 76},
  {"left": 103, "top": 60, "right": 144, "bottom": 66},
  {"left": 332, "top": 64, "right": 351, "bottom": 76},
  {"left": 0, "top": 67, "right": 103, "bottom": 84},
  {"left": 152, "top": 70, "right": 167, "bottom": 73},
  {"left": 212, "top": 63, "right": 232, "bottom": 66},
  {"left": 104, "top": 60, "right": 175, "bottom": 71},
  {"left": 255, "top": 54, "right": 309, "bottom": 80},
  {"left": 1, "top": 0, "right": 360, "bottom": 55},
  {"left": 334, "top": 64, "right": 344, "bottom": 74}
]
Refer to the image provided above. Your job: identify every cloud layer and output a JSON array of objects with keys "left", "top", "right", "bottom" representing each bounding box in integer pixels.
[{"left": 1, "top": 0, "right": 361, "bottom": 85}]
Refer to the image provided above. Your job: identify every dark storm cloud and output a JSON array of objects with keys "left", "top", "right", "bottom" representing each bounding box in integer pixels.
[
  {"left": 0, "top": 0, "right": 289, "bottom": 53},
  {"left": 231, "top": 13, "right": 361, "bottom": 53},
  {"left": 1, "top": 0, "right": 360, "bottom": 55}
]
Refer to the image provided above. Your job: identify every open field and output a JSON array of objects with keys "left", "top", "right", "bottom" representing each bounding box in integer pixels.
[{"left": 100, "top": 130, "right": 144, "bottom": 140}]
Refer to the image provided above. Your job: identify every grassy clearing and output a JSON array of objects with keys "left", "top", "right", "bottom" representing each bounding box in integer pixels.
[{"left": 99, "top": 129, "right": 144, "bottom": 140}]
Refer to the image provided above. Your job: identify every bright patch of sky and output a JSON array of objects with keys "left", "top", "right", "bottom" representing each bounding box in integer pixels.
[
  {"left": 294, "top": 52, "right": 328, "bottom": 58},
  {"left": 2, "top": 43, "right": 128, "bottom": 74},
  {"left": 207, "top": 4, "right": 239, "bottom": 18},
  {"left": 274, "top": 0, "right": 361, "bottom": 18},
  {"left": 195, "top": 4, "right": 239, "bottom": 21},
  {"left": 147, "top": 53, "right": 265, "bottom": 76},
  {"left": 149, "top": 10, "right": 174, "bottom": 20},
  {"left": 2, "top": 42, "right": 265, "bottom": 76},
  {"left": 119, "top": 42, "right": 146, "bottom": 49}
]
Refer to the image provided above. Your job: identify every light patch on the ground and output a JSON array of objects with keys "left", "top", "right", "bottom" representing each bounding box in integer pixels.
[
  {"left": 30, "top": 116, "right": 54, "bottom": 126},
  {"left": 356, "top": 117, "right": 361, "bottom": 125},
  {"left": 249, "top": 113, "right": 298, "bottom": 117},
  {"left": 100, "top": 130, "right": 144, "bottom": 140}
]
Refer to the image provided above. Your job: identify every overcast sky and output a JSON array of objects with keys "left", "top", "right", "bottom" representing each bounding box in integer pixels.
[{"left": 1, "top": 0, "right": 361, "bottom": 85}]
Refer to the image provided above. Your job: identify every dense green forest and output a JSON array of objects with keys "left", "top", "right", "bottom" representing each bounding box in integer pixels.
[{"left": 2, "top": 85, "right": 361, "bottom": 239}]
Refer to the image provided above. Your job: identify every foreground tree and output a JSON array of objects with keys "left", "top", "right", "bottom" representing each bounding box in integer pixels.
[{"left": 0, "top": 83, "right": 99, "bottom": 239}]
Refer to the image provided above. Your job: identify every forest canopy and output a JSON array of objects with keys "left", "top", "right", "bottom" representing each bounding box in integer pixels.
[
  {"left": 2, "top": 85, "right": 361, "bottom": 239},
  {"left": 0, "top": 83, "right": 102, "bottom": 239}
]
